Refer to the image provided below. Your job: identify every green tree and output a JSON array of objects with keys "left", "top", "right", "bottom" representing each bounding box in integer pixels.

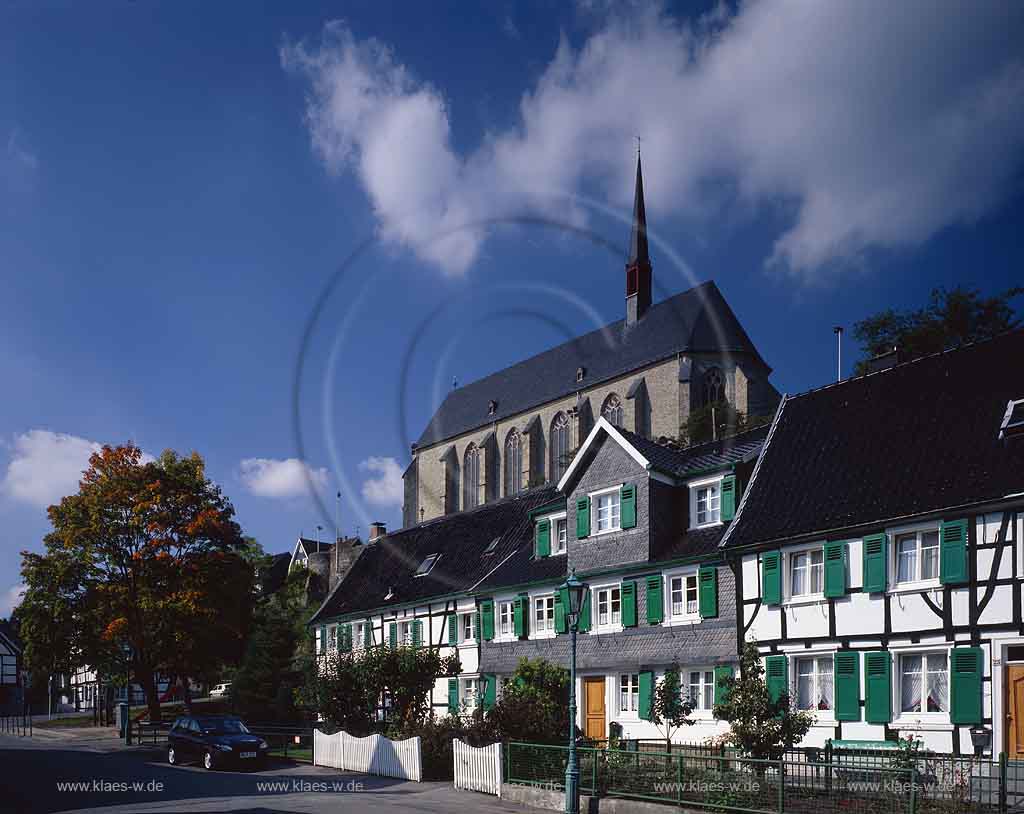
[
  {"left": 649, "top": 664, "right": 694, "bottom": 754},
  {"left": 18, "top": 444, "right": 251, "bottom": 722},
  {"left": 853, "top": 285, "right": 1022, "bottom": 375},
  {"left": 485, "top": 657, "right": 571, "bottom": 744},
  {"left": 678, "top": 402, "right": 772, "bottom": 447},
  {"left": 713, "top": 640, "right": 814, "bottom": 761}
]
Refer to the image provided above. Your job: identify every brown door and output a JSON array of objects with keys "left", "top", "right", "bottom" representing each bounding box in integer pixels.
[
  {"left": 584, "top": 677, "right": 606, "bottom": 742},
  {"left": 1008, "top": 666, "right": 1024, "bottom": 759}
]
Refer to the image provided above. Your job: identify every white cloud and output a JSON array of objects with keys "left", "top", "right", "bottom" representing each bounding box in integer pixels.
[
  {"left": 282, "top": 3, "right": 1024, "bottom": 279},
  {"left": 1, "top": 430, "right": 102, "bottom": 509},
  {"left": 239, "top": 457, "right": 329, "bottom": 499},
  {"left": 6, "top": 129, "right": 38, "bottom": 171},
  {"left": 1, "top": 584, "right": 25, "bottom": 617},
  {"left": 359, "top": 456, "right": 404, "bottom": 508}
]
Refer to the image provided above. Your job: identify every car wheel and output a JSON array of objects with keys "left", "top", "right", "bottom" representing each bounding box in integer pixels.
[
  {"left": 204, "top": 750, "right": 215, "bottom": 770},
  {"left": 167, "top": 747, "right": 176, "bottom": 765}
]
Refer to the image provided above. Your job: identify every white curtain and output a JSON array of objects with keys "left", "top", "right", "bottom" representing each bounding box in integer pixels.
[
  {"left": 927, "top": 654, "right": 949, "bottom": 712},
  {"left": 901, "top": 655, "right": 923, "bottom": 712}
]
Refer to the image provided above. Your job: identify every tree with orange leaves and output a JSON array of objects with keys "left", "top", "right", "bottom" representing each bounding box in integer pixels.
[{"left": 19, "top": 444, "right": 251, "bottom": 722}]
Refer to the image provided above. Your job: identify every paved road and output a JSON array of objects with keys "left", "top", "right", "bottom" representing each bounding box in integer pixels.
[{"left": 0, "top": 731, "right": 527, "bottom": 813}]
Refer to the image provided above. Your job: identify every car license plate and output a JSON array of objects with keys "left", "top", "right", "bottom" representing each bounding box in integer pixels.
[{"left": 240, "top": 751, "right": 256, "bottom": 759}]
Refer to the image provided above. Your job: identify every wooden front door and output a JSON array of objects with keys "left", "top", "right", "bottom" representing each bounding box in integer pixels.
[
  {"left": 1008, "top": 666, "right": 1024, "bottom": 759},
  {"left": 583, "top": 677, "right": 606, "bottom": 742}
]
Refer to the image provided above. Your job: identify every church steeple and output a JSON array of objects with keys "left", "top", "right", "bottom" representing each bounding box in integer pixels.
[{"left": 625, "top": 152, "right": 652, "bottom": 325}]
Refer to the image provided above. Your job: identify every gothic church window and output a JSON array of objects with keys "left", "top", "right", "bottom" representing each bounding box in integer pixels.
[
  {"left": 550, "top": 412, "right": 570, "bottom": 482},
  {"left": 704, "top": 367, "right": 725, "bottom": 405},
  {"left": 463, "top": 444, "right": 480, "bottom": 510},
  {"left": 602, "top": 394, "right": 624, "bottom": 427},
  {"left": 505, "top": 429, "right": 522, "bottom": 496}
]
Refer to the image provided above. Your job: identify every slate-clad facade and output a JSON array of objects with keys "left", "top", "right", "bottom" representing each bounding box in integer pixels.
[{"left": 721, "top": 330, "right": 1024, "bottom": 757}]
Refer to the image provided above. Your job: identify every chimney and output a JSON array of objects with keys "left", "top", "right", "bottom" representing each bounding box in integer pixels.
[{"left": 369, "top": 521, "right": 387, "bottom": 541}]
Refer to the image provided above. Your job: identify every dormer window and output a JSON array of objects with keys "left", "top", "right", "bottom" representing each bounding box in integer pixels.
[
  {"left": 688, "top": 475, "right": 723, "bottom": 529},
  {"left": 488, "top": 400, "right": 497, "bottom": 416},
  {"left": 384, "top": 587, "right": 394, "bottom": 601},
  {"left": 415, "top": 554, "right": 440, "bottom": 577},
  {"left": 1001, "top": 398, "right": 1024, "bottom": 440},
  {"left": 576, "top": 367, "right": 585, "bottom": 383}
]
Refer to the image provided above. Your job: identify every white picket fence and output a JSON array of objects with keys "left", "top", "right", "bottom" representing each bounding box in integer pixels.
[
  {"left": 453, "top": 738, "right": 503, "bottom": 797},
  {"left": 313, "top": 729, "right": 422, "bottom": 782}
]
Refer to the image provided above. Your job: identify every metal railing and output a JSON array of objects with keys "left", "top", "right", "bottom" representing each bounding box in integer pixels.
[
  {"left": 130, "top": 719, "right": 314, "bottom": 761},
  {"left": 505, "top": 741, "right": 1024, "bottom": 814}
]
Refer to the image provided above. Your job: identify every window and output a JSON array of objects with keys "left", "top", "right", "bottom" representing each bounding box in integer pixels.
[
  {"left": 602, "top": 394, "right": 624, "bottom": 427},
  {"left": 552, "top": 517, "right": 568, "bottom": 555},
  {"left": 461, "top": 613, "right": 475, "bottom": 643},
  {"left": 415, "top": 553, "right": 440, "bottom": 577},
  {"left": 670, "top": 574, "right": 699, "bottom": 618},
  {"left": 1000, "top": 398, "right": 1024, "bottom": 440},
  {"left": 795, "top": 656, "right": 834, "bottom": 712},
  {"left": 687, "top": 670, "right": 716, "bottom": 711},
  {"left": 596, "top": 587, "right": 621, "bottom": 628},
  {"left": 696, "top": 484, "right": 720, "bottom": 526},
  {"left": 620, "top": 674, "right": 639, "bottom": 713},
  {"left": 576, "top": 366, "right": 585, "bottom": 383},
  {"left": 900, "top": 653, "right": 949, "bottom": 713},
  {"left": 895, "top": 530, "right": 940, "bottom": 584},
  {"left": 551, "top": 413, "right": 570, "bottom": 481},
  {"left": 353, "top": 622, "right": 366, "bottom": 649},
  {"left": 594, "top": 490, "right": 621, "bottom": 534},
  {"left": 790, "top": 549, "right": 824, "bottom": 598},
  {"left": 462, "top": 678, "right": 479, "bottom": 709},
  {"left": 505, "top": 430, "right": 522, "bottom": 496},
  {"left": 463, "top": 444, "right": 480, "bottom": 509},
  {"left": 327, "top": 626, "right": 337, "bottom": 652},
  {"left": 398, "top": 620, "right": 412, "bottom": 646},
  {"left": 534, "top": 595, "right": 555, "bottom": 634},
  {"left": 498, "top": 601, "right": 514, "bottom": 637},
  {"left": 704, "top": 367, "right": 725, "bottom": 405},
  {"left": 1, "top": 656, "right": 17, "bottom": 684}
]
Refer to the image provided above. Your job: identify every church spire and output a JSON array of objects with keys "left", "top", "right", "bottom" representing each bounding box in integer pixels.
[{"left": 625, "top": 151, "right": 652, "bottom": 325}]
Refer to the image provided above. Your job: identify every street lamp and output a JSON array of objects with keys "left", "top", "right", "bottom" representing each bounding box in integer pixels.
[{"left": 562, "top": 569, "right": 588, "bottom": 814}]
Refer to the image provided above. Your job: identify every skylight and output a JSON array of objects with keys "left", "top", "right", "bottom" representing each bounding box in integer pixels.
[
  {"left": 1000, "top": 399, "right": 1024, "bottom": 440},
  {"left": 483, "top": 537, "right": 501, "bottom": 555},
  {"left": 415, "top": 553, "right": 441, "bottom": 577}
]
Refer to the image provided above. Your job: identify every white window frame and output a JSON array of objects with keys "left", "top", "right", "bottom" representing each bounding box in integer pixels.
[
  {"left": 664, "top": 567, "right": 701, "bottom": 624},
  {"left": 593, "top": 583, "right": 623, "bottom": 633},
  {"left": 894, "top": 648, "right": 951, "bottom": 722},
  {"left": 590, "top": 485, "right": 622, "bottom": 536},
  {"left": 785, "top": 544, "right": 826, "bottom": 604},
  {"left": 532, "top": 593, "right": 556, "bottom": 638},
  {"left": 461, "top": 676, "right": 479, "bottom": 711},
  {"left": 353, "top": 621, "right": 366, "bottom": 650},
  {"left": 890, "top": 522, "right": 941, "bottom": 591},
  {"left": 397, "top": 620, "right": 413, "bottom": 647},
  {"left": 537, "top": 511, "right": 568, "bottom": 556},
  {"left": 618, "top": 673, "right": 640, "bottom": 717},
  {"left": 495, "top": 599, "right": 516, "bottom": 641},
  {"left": 688, "top": 475, "right": 723, "bottom": 530},
  {"left": 460, "top": 612, "right": 476, "bottom": 644},
  {"left": 326, "top": 625, "right": 338, "bottom": 653},
  {"left": 793, "top": 654, "right": 835, "bottom": 717},
  {"left": 684, "top": 668, "right": 718, "bottom": 715}
]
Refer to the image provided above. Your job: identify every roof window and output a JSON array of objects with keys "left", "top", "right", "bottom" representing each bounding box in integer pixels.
[
  {"left": 483, "top": 536, "right": 501, "bottom": 555},
  {"left": 415, "top": 553, "right": 441, "bottom": 577},
  {"left": 1000, "top": 399, "right": 1024, "bottom": 440}
]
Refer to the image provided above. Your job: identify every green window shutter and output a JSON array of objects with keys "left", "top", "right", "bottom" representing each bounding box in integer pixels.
[
  {"left": 448, "top": 678, "right": 459, "bottom": 714},
  {"left": 720, "top": 475, "right": 737, "bottom": 521},
  {"left": 713, "top": 666, "right": 733, "bottom": 706},
  {"left": 481, "top": 600, "right": 495, "bottom": 641},
  {"left": 412, "top": 619, "right": 422, "bottom": 648},
  {"left": 620, "top": 484, "right": 637, "bottom": 529},
  {"left": 389, "top": 622, "right": 397, "bottom": 650},
  {"left": 699, "top": 566, "right": 718, "bottom": 618},
  {"left": 864, "top": 652, "right": 891, "bottom": 724},
  {"left": 765, "top": 655, "right": 787, "bottom": 703},
  {"left": 554, "top": 589, "right": 567, "bottom": 634},
  {"left": 645, "top": 575, "right": 664, "bottom": 624},
  {"left": 341, "top": 623, "right": 352, "bottom": 653},
  {"left": 473, "top": 612, "right": 480, "bottom": 641},
  {"left": 940, "top": 519, "right": 969, "bottom": 585},
  {"left": 862, "top": 533, "right": 888, "bottom": 593},
  {"left": 536, "top": 519, "right": 551, "bottom": 558},
  {"left": 762, "top": 551, "right": 782, "bottom": 605},
  {"left": 638, "top": 671, "right": 654, "bottom": 720},
  {"left": 576, "top": 497, "right": 591, "bottom": 538},
  {"left": 577, "top": 589, "right": 592, "bottom": 634},
  {"left": 514, "top": 593, "right": 530, "bottom": 638},
  {"left": 824, "top": 542, "right": 847, "bottom": 598},
  {"left": 447, "top": 613, "right": 458, "bottom": 646},
  {"left": 364, "top": 621, "right": 372, "bottom": 648},
  {"left": 834, "top": 652, "right": 861, "bottom": 721},
  {"left": 482, "top": 674, "right": 497, "bottom": 711},
  {"left": 621, "top": 581, "right": 637, "bottom": 627},
  {"left": 951, "top": 647, "right": 983, "bottom": 724}
]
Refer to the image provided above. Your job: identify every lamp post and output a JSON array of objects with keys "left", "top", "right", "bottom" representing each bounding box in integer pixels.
[{"left": 562, "top": 569, "right": 588, "bottom": 814}]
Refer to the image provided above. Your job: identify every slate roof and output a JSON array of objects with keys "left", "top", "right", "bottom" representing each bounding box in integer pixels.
[
  {"left": 299, "top": 538, "right": 334, "bottom": 555},
  {"left": 0, "top": 620, "right": 22, "bottom": 654},
  {"left": 724, "top": 330, "right": 1024, "bottom": 549},
  {"left": 415, "top": 281, "right": 768, "bottom": 449},
  {"left": 615, "top": 423, "right": 769, "bottom": 479},
  {"left": 310, "top": 485, "right": 558, "bottom": 623}
]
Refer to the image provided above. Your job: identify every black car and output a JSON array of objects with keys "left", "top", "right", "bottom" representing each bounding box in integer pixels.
[{"left": 167, "top": 715, "right": 269, "bottom": 770}]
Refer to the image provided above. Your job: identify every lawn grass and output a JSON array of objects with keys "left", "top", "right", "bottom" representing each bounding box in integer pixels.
[
  {"left": 35, "top": 715, "right": 101, "bottom": 729},
  {"left": 268, "top": 746, "right": 313, "bottom": 762}
]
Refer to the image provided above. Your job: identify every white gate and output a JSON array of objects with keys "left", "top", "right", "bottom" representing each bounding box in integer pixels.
[
  {"left": 453, "top": 738, "right": 502, "bottom": 797},
  {"left": 313, "top": 729, "right": 422, "bottom": 782}
]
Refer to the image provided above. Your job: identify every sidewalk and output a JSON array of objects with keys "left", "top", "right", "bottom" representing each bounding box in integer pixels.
[{"left": 30, "top": 724, "right": 164, "bottom": 755}]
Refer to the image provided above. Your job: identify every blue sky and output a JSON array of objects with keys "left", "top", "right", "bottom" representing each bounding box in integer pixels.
[{"left": 2, "top": 1, "right": 1023, "bottom": 615}]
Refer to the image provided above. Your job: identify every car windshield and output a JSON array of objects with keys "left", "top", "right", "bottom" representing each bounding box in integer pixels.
[{"left": 199, "top": 718, "right": 248, "bottom": 734}]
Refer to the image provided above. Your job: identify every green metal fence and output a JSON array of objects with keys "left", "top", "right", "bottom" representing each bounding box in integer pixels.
[{"left": 505, "top": 742, "right": 1024, "bottom": 814}]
